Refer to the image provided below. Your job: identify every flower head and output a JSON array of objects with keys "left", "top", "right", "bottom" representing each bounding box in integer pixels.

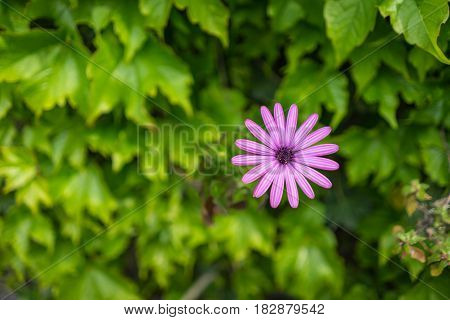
[{"left": 231, "top": 103, "right": 339, "bottom": 208}]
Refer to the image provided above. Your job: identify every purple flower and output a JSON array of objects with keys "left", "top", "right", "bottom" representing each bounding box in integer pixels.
[{"left": 231, "top": 103, "right": 339, "bottom": 208}]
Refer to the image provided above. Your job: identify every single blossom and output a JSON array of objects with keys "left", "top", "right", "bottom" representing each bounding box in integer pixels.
[{"left": 231, "top": 103, "right": 339, "bottom": 208}]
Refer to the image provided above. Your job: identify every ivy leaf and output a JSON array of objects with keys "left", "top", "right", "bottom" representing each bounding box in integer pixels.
[
  {"left": 0, "top": 147, "right": 37, "bottom": 192},
  {"left": 350, "top": 39, "right": 409, "bottom": 92},
  {"left": 86, "top": 31, "right": 192, "bottom": 124},
  {"left": 0, "top": 84, "right": 12, "bottom": 119},
  {"left": 51, "top": 124, "right": 86, "bottom": 169},
  {"left": 276, "top": 59, "right": 348, "bottom": 127},
  {"left": 232, "top": 258, "right": 272, "bottom": 299},
  {"left": 135, "top": 40, "right": 193, "bottom": 116},
  {"left": 0, "top": 1, "right": 29, "bottom": 32},
  {"left": 60, "top": 266, "right": 139, "bottom": 299},
  {"left": 25, "top": 0, "right": 78, "bottom": 34},
  {"left": 16, "top": 178, "right": 52, "bottom": 214},
  {"left": 61, "top": 165, "right": 117, "bottom": 223},
  {"left": 274, "top": 203, "right": 344, "bottom": 299},
  {"left": 338, "top": 127, "right": 397, "bottom": 185},
  {"left": 362, "top": 71, "right": 401, "bottom": 128},
  {"left": 379, "top": 0, "right": 450, "bottom": 64},
  {"left": 72, "top": 0, "right": 113, "bottom": 31},
  {"left": 268, "top": 0, "right": 305, "bottom": 32},
  {"left": 324, "top": 75, "right": 349, "bottom": 127},
  {"left": 19, "top": 45, "right": 88, "bottom": 115},
  {"left": 324, "top": 0, "right": 378, "bottom": 64},
  {"left": 0, "top": 31, "right": 88, "bottom": 115},
  {"left": 139, "top": 0, "right": 172, "bottom": 36},
  {"left": 418, "top": 128, "right": 448, "bottom": 186},
  {"left": 286, "top": 24, "right": 324, "bottom": 73},
  {"left": 87, "top": 124, "right": 138, "bottom": 172},
  {"left": 401, "top": 274, "right": 450, "bottom": 299},
  {"left": 111, "top": 0, "right": 147, "bottom": 62},
  {"left": 4, "top": 208, "right": 55, "bottom": 261},
  {"left": 0, "top": 31, "right": 58, "bottom": 82},
  {"left": 421, "top": 147, "right": 448, "bottom": 186},
  {"left": 199, "top": 81, "right": 246, "bottom": 125},
  {"left": 408, "top": 47, "right": 438, "bottom": 81},
  {"left": 174, "top": 0, "right": 230, "bottom": 47},
  {"left": 211, "top": 208, "right": 275, "bottom": 261}
]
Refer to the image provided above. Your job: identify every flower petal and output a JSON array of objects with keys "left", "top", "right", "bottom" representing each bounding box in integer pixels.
[
  {"left": 261, "top": 106, "right": 282, "bottom": 148},
  {"left": 244, "top": 119, "right": 275, "bottom": 148},
  {"left": 242, "top": 161, "right": 275, "bottom": 184},
  {"left": 270, "top": 166, "right": 285, "bottom": 208},
  {"left": 291, "top": 113, "right": 318, "bottom": 148},
  {"left": 231, "top": 154, "right": 273, "bottom": 166},
  {"left": 295, "top": 156, "right": 340, "bottom": 171},
  {"left": 253, "top": 164, "right": 279, "bottom": 198},
  {"left": 235, "top": 139, "right": 274, "bottom": 155},
  {"left": 285, "top": 104, "right": 298, "bottom": 145},
  {"left": 300, "top": 144, "right": 339, "bottom": 157},
  {"left": 285, "top": 165, "right": 299, "bottom": 208},
  {"left": 289, "top": 164, "right": 315, "bottom": 199},
  {"left": 297, "top": 126, "right": 331, "bottom": 150},
  {"left": 292, "top": 162, "right": 332, "bottom": 189},
  {"left": 274, "top": 103, "right": 285, "bottom": 145}
]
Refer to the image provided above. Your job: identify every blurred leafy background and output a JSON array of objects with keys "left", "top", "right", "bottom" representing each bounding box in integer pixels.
[{"left": 0, "top": 0, "right": 449, "bottom": 299}]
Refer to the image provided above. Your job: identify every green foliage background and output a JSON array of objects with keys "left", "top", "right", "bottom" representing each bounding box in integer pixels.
[{"left": 0, "top": 0, "right": 449, "bottom": 299}]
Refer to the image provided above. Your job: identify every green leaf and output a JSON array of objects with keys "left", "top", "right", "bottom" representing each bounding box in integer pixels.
[
  {"left": 199, "top": 81, "right": 246, "bottom": 125},
  {"left": 0, "top": 31, "right": 58, "bottom": 82},
  {"left": 72, "top": 0, "right": 113, "bottom": 31},
  {"left": 29, "top": 213, "right": 55, "bottom": 252},
  {"left": 274, "top": 203, "right": 344, "bottom": 299},
  {"left": 401, "top": 273, "right": 450, "bottom": 299},
  {"left": 51, "top": 124, "right": 86, "bottom": 169},
  {"left": 324, "top": 0, "right": 378, "bottom": 64},
  {"left": 379, "top": 0, "right": 450, "bottom": 64},
  {"left": 268, "top": 0, "right": 305, "bottom": 32},
  {"left": 135, "top": 40, "right": 193, "bottom": 116},
  {"left": 61, "top": 165, "right": 117, "bottom": 223},
  {"left": 0, "top": 31, "right": 88, "bottom": 115},
  {"left": 19, "top": 45, "right": 85, "bottom": 113},
  {"left": 22, "top": 124, "right": 52, "bottom": 155},
  {"left": 4, "top": 208, "right": 55, "bottom": 260},
  {"left": 174, "top": 0, "right": 230, "bottom": 47},
  {"left": 408, "top": 47, "right": 438, "bottom": 81},
  {"left": 421, "top": 146, "right": 448, "bottom": 186},
  {"left": 211, "top": 209, "right": 275, "bottom": 261},
  {"left": 111, "top": 0, "right": 147, "bottom": 62},
  {"left": 0, "top": 1, "right": 29, "bottom": 32},
  {"left": 86, "top": 31, "right": 192, "bottom": 124},
  {"left": 362, "top": 71, "right": 401, "bottom": 128},
  {"left": 60, "top": 266, "right": 139, "bottom": 299},
  {"left": 0, "top": 84, "right": 12, "bottom": 119},
  {"left": 338, "top": 127, "right": 397, "bottom": 185},
  {"left": 16, "top": 178, "right": 52, "bottom": 214},
  {"left": 286, "top": 24, "right": 324, "bottom": 73},
  {"left": 139, "top": 0, "right": 172, "bottom": 36},
  {"left": 276, "top": 59, "right": 349, "bottom": 127},
  {"left": 87, "top": 124, "right": 137, "bottom": 172},
  {"left": 416, "top": 127, "right": 448, "bottom": 185},
  {"left": 378, "top": 228, "right": 398, "bottom": 265},
  {"left": 350, "top": 39, "right": 409, "bottom": 92},
  {"left": 0, "top": 147, "right": 37, "bottom": 192},
  {"left": 26, "top": 0, "right": 78, "bottom": 34}
]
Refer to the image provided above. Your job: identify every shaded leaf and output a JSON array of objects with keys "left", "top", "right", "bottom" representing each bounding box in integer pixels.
[
  {"left": 174, "top": 0, "right": 229, "bottom": 46},
  {"left": 268, "top": 0, "right": 305, "bottom": 32},
  {"left": 0, "top": 147, "right": 37, "bottom": 192},
  {"left": 325, "top": 0, "right": 378, "bottom": 64}
]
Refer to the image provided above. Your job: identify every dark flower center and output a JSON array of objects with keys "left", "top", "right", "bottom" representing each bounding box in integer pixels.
[{"left": 275, "top": 147, "right": 294, "bottom": 165}]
